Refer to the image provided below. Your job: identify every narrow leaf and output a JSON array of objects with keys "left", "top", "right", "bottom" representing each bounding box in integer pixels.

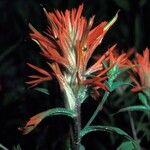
[
  {"left": 117, "top": 141, "right": 135, "bottom": 150},
  {"left": 0, "top": 144, "right": 8, "bottom": 150},
  {"left": 81, "top": 125, "right": 129, "bottom": 138},
  {"left": 115, "top": 105, "right": 150, "bottom": 114},
  {"left": 35, "top": 87, "right": 50, "bottom": 95},
  {"left": 138, "top": 93, "right": 149, "bottom": 107},
  {"left": 80, "top": 126, "right": 140, "bottom": 150},
  {"left": 13, "top": 144, "right": 22, "bottom": 150},
  {"left": 19, "top": 108, "right": 76, "bottom": 134}
]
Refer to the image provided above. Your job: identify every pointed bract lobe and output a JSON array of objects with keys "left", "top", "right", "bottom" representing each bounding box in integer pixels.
[{"left": 27, "top": 63, "right": 52, "bottom": 87}]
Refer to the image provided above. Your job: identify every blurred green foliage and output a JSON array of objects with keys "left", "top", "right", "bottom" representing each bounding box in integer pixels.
[{"left": 0, "top": 0, "right": 150, "bottom": 149}]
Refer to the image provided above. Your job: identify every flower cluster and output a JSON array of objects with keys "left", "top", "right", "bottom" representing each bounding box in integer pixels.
[{"left": 27, "top": 4, "right": 119, "bottom": 110}]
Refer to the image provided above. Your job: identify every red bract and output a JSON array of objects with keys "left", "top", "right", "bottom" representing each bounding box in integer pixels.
[
  {"left": 131, "top": 48, "right": 150, "bottom": 93},
  {"left": 26, "top": 63, "right": 52, "bottom": 87},
  {"left": 27, "top": 4, "right": 118, "bottom": 109},
  {"left": 107, "top": 45, "right": 133, "bottom": 68}
]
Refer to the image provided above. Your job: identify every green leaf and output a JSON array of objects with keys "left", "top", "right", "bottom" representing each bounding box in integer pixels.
[
  {"left": 115, "top": 105, "right": 150, "bottom": 114},
  {"left": 108, "top": 64, "right": 120, "bottom": 81},
  {"left": 13, "top": 144, "right": 22, "bottom": 150},
  {"left": 117, "top": 141, "right": 135, "bottom": 150},
  {"left": 81, "top": 125, "right": 129, "bottom": 138},
  {"left": 0, "top": 144, "right": 8, "bottom": 150},
  {"left": 80, "top": 126, "right": 140, "bottom": 150},
  {"left": 78, "top": 85, "right": 88, "bottom": 103},
  {"left": 19, "top": 108, "right": 76, "bottom": 134},
  {"left": 105, "top": 64, "right": 131, "bottom": 91},
  {"left": 138, "top": 93, "right": 149, "bottom": 107},
  {"left": 35, "top": 87, "right": 49, "bottom": 95},
  {"left": 107, "top": 65, "right": 129, "bottom": 86}
]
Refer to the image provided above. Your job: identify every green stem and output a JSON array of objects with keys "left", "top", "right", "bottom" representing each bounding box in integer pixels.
[
  {"left": 128, "top": 112, "right": 138, "bottom": 142},
  {"left": 73, "top": 97, "right": 81, "bottom": 150},
  {"left": 137, "top": 113, "right": 145, "bottom": 133},
  {"left": 84, "top": 92, "right": 110, "bottom": 129}
]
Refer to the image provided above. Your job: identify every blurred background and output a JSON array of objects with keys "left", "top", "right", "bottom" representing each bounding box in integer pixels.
[{"left": 0, "top": 0, "right": 150, "bottom": 149}]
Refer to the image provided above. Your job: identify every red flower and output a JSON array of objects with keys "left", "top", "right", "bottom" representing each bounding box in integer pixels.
[
  {"left": 107, "top": 45, "right": 134, "bottom": 68},
  {"left": 27, "top": 4, "right": 118, "bottom": 108},
  {"left": 131, "top": 48, "right": 150, "bottom": 93}
]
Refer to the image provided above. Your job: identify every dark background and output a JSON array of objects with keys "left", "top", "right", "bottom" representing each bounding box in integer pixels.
[{"left": 0, "top": 0, "right": 150, "bottom": 150}]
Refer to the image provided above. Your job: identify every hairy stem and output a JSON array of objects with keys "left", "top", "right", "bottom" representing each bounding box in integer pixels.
[
  {"left": 73, "top": 97, "right": 81, "bottom": 150},
  {"left": 84, "top": 92, "right": 109, "bottom": 128}
]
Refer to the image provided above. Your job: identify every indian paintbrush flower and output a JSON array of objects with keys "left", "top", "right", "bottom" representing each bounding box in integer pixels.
[
  {"left": 21, "top": 4, "right": 121, "bottom": 136},
  {"left": 27, "top": 4, "right": 118, "bottom": 111},
  {"left": 131, "top": 48, "right": 150, "bottom": 98}
]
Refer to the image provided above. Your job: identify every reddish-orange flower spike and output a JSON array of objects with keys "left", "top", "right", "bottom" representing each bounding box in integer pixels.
[
  {"left": 27, "top": 4, "right": 118, "bottom": 102},
  {"left": 107, "top": 45, "right": 132, "bottom": 67},
  {"left": 131, "top": 48, "right": 150, "bottom": 93}
]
